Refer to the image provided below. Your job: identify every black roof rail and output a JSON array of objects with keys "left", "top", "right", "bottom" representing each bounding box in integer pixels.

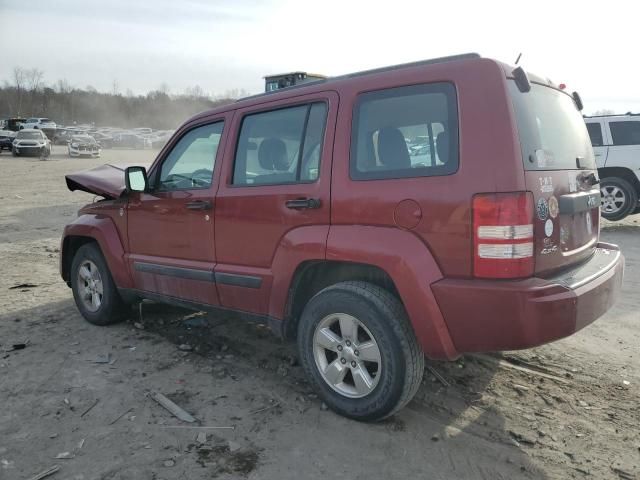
[{"left": 238, "top": 53, "right": 481, "bottom": 102}]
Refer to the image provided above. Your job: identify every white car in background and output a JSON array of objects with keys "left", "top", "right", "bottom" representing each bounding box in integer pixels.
[
  {"left": 12, "top": 129, "right": 51, "bottom": 157},
  {"left": 585, "top": 113, "right": 640, "bottom": 220},
  {"left": 21, "top": 117, "right": 57, "bottom": 130},
  {"left": 68, "top": 135, "right": 101, "bottom": 158}
]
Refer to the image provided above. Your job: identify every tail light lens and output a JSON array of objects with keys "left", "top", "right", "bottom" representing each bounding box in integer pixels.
[{"left": 473, "top": 192, "right": 534, "bottom": 279}]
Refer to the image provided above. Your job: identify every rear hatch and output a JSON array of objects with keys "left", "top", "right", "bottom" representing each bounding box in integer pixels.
[{"left": 508, "top": 80, "right": 600, "bottom": 275}]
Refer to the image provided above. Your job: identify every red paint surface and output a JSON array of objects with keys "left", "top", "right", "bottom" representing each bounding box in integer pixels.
[{"left": 61, "top": 56, "right": 624, "bottom": 360}]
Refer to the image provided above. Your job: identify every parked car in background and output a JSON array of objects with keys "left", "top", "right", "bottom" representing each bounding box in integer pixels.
[
  {"left": 68, "top": 135, "right": 101, "bottom": 158},
  {"left": 132, "top": 127, "right": 152, "bottom": 135},
  {"left": 585, "top": 113, "right": 640, "bottom": 220},
  {"left": 91, "top": 132, "right": 114, "bottom": 149},
  {"left": 0, "top": 118, "right": 27, "bottom": 132},
  {"left": 12, "top": 129, "right": 51, "bottom": 157},
  {"left": 61, "top": 54, "right": 624, "bottom": 422},
  {"left": 53, "top": 128, "right": 85, "bottom": 145},
  {"left": 0, "top": 130, "right": 16, "bottom": 152},
  {"left": 21, "top": 117, "right": 56, "bottom": 130},
  {"left": 111, "top": 132, "right": 151, "bottom": 149}
]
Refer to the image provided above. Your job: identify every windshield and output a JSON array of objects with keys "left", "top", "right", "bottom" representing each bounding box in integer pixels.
[
  {"left": 17, "top": 131, "right": 43, "bottom": 140},
  {"left": 508, "top": 81, "right": 595, "bottom": 171},
  {"left": 40, "top": 118, "right": 52, "bottom": 123}
]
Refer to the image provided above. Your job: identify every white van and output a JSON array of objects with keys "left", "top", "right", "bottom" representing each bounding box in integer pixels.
[{"left": 585, "top": 113, "right": 640, "bottom": 220}]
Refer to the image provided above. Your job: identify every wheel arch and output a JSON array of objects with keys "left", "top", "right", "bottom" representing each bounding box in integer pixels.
[
  {"left": 273, "top": 225, "right": 459, "bottom": 360},
  {"left": 598, "top": 166, "right": 640, "bottom": 194},
  {"left": 60, "top": 215, "right": 132, "bottom": 289}
]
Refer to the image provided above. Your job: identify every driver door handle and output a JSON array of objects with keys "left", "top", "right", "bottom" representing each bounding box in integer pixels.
[
  {"left": 285, "top": 198, "right": 321, "bottom": 209},
  {"left": 185, "top": 200, "right": 213, "bottom": 210}
]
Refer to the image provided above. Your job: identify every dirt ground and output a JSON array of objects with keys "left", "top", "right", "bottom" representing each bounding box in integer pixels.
[{"left": 1, "top": 146, "right": 639, "bottom": 480}]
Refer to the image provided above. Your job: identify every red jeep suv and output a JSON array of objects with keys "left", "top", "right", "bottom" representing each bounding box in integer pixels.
[{"left": 61, "top": 54, "right": 624, "bottom": 421}]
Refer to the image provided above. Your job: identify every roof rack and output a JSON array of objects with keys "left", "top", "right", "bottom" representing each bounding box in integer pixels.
[
  {"left": 238, "top": 53, "right": 481, "bottom": 102},
  {"left": 584, "top": 112, "right": 640, "bottom": 118}
]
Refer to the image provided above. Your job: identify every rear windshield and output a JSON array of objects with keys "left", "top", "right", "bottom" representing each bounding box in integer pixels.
[{"left": 508, "top": 81, "right": 595, "bottom": 171}]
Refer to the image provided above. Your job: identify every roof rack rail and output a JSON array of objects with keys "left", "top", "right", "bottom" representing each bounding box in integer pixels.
[
  {"left": 238, "top": 53, "right": 481, "bottom": 102},
  {"left": 584, "top": 112, "right": 639, "bottom": 118}
]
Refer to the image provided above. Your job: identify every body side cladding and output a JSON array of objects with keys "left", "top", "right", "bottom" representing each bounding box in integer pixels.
[{"left": 118, "top": 288, "right": 285, "bottom": 336}]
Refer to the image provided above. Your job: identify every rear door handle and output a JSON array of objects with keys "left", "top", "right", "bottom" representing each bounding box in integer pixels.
[
  {"left": 285, "top": 198, "right": 321, "bottom": 209},
  {"left": 185, "top": 200, "right": 213, "bottom": 210}
]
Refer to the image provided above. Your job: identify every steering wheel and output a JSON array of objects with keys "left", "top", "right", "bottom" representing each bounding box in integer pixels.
[{"left": 191, "top": 168, "right": 213, "bottom": 187}]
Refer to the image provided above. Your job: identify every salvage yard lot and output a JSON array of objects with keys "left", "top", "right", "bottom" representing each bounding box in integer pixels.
[{"left": 1, "top": 147, "right": 639, "bottom": 480}]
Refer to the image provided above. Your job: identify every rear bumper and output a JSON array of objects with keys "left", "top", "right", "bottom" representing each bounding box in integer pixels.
[{"left": 432, "top": 243, "right": 624, "bottom": 353}]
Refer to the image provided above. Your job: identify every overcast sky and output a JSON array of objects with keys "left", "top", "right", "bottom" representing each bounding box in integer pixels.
[{"left": 1, "top": 0, "right": 638, "bottom": 113}]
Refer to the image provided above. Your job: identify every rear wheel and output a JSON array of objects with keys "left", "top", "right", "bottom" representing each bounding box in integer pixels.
[
  {"left": 600, "top": 177, "right": 638, "bottom": 221},
  {"left": 298, "top": 281, "right": 424, "bottom": 421},
  {"left": 71, "top": 243, "right": 127, "bottom": 325}
]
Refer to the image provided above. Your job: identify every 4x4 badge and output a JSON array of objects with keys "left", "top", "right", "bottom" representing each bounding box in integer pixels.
[{"left": 537, "top": 198, "right": 549, "bottom": 221}]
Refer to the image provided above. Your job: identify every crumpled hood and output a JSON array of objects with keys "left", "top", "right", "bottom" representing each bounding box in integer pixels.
[{"left": 65, "top": 162, "right": 151, "bottom": 199}]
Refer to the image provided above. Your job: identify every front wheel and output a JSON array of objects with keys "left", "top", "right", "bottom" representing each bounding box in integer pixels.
[
  {"left": 600, "top": 177, "right": 638, "bottom": 221},
  {"left": 71, "top": 243, "right": 127, "bottom": 325},
  {"left": 298, "top": 281, "right": 424, "bottom": 422}
]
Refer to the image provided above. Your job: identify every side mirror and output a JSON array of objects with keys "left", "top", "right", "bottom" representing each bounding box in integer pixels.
[{"left": 125, "top": 166, "right": 148, "bottom": 193}]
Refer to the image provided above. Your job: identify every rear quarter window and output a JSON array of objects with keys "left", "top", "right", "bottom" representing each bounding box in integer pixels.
[
  {"left": 350, "top": 83, "right": 459, "bottom": 180},
  {"left": 609, "top": 121, "right": 640, "bottom": 146}
]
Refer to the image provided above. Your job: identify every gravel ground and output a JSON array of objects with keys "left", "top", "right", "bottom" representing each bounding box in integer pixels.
[{"left": 0, "top": 146, "right": 639, "bottom": 480}]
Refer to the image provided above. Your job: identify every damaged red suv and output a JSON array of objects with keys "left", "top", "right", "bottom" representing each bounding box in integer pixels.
[{"left": 61, "top": 54, "right": 624, "bottom": 421}]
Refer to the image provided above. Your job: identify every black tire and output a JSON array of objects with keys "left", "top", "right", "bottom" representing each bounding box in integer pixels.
[
  {"left": 600, "top": 177, "right": 638, "bottom": 221},
  {"left": 71, "top": 243, "right": 127, "bottom": 326},
  {"left": 298, "top": 281, "right": 424, "bottom": 422}
]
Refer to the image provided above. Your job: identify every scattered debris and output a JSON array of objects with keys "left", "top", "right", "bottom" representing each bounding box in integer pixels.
[
  {"left": 27, "top": 465, "right": 60, "bottom": 480},
  {"left": 157, "top": 425, "right": 234, "bottom": 430},
  {"left": 1, "top": 459, "right": 14, "bottom": 468},
  {"left": 475, "top": 354, "right": 569, "bottom": 384},
  {"left": 178, "top": 344, "right": 193, "bottom": 352},
  {"left": 49, "top": 434, "right": 58, "bottom": 439},
  {"left": 431, "top": 433, "right": 440, "bottom": 442},
  {"left": 3, "top": 341, "right": 29, "bottom": 353},
  {"left": 163, "top": 459, "right": 175, "bottom": 468},
  {"left": 9, "top": 283, "right": 37, "bottom": 290},
  {"left": 109, "top": 408, "right": 133, "bottom": 425},
  {"left": 80, "top": 399, "right": 99, "bottom": 418},
  {"left": 92, "top": 354, "right": 111, "bottom": 364},
  {"left": 320, "top": 402, "right": 328, "bottom": 411},
  {"left": 133, "top": 322, "right": 144, "bottom": 330},
  {"left": 149, "top": 391, "right": 197, "bottom": 423},
  {"left": 77, "top": 439, "right": 85, "bottom": 450},
  {"left": 508, "top": 430, "right": 537, "bottom": 446},
  {"left": 512, "top": 384, "right": 529, "bottom": 395},
  {"left": 54, "top": 452, "right": 74, "bottom": 460},
  {"left": 228, "top": 441, "right": 242, "bottom": 453},
  {"left": 196, "top": 432, "right": 208, "bottom": 444},
  {"left": 426, "top": 365, "right": 450, "bottom": 387},
  {"left": 622, "top": 380, "right": 630, "bottom": 386},
  {"left": 578, "top": 400, "right": 589, "bottom": 408},
  {"left": 249, "top": 402, "right": 280, "bottom": 415}
]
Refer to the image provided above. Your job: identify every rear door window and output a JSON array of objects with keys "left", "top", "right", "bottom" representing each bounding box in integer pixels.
[
  {"left": 232, "top": 102, "right": 328, "bottom": 185},
  {"left": 609, "top": 121, "right": 640, "bottom": 146},
  {"left": 350, "top": 83, "right": 458, "bottom": 180},
  {"left": 586, "top": 122, "right": 604, "bottom": 147}
]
